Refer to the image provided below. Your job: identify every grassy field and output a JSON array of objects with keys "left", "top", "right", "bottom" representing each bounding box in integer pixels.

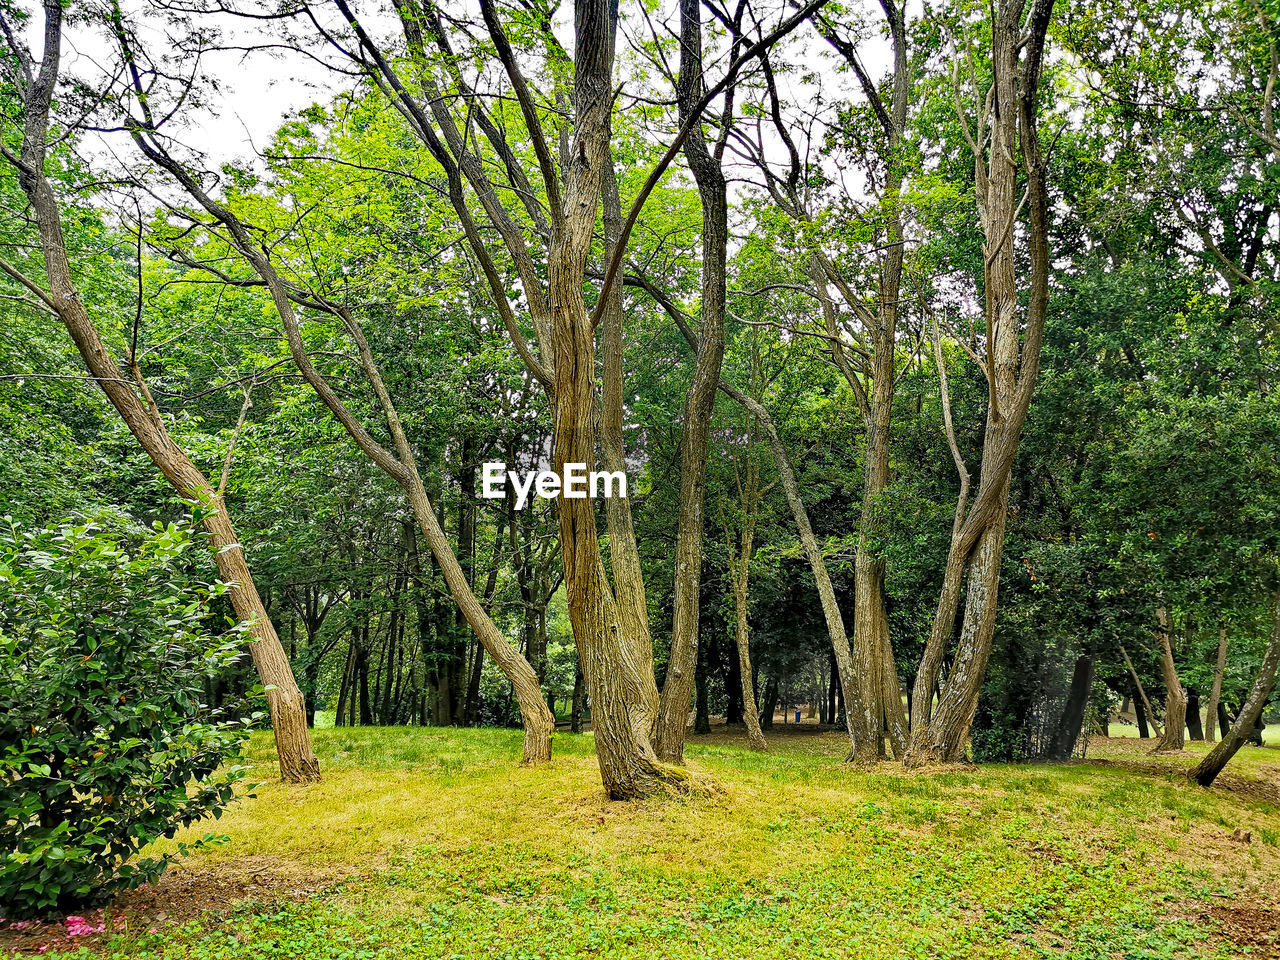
[{"left": 10, "top": 727, "right": 1280, "bottom": 959}]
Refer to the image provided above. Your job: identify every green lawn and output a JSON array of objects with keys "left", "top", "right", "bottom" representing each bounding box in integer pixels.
[{"left": 17, "top": 727, "right": 1280, "bottom": 959}]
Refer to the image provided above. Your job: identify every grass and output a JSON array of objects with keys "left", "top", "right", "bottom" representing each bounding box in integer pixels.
[{"left": 22, "top": 727, "right": 1280, "bottom": 959}]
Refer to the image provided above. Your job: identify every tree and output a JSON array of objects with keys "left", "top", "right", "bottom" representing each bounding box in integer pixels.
[
  {"left": 0, "top": 0, "right": 319, "bottom": 783},
  {"left": 906, "top": 0, "right": 1056, "bottom": 764}
]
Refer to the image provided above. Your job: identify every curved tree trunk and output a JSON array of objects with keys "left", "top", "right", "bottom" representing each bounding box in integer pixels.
[
  {"left": 119, "top": 64, "right": 556, "bottom": 763},
  {"left": 901, "top": 0, "right": 1054, "bottom": 767},
  {"left": 3, "top": 2, "right": 320, "bottom": 782},
  {"left": 1191, "top": 595, "right": 1280, "bottom": 786}
]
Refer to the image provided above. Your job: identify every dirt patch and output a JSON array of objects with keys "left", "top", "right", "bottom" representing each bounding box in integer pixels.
[
  {"left": 0, "top": 856, "right": 339, "bottom": 956},
  {"left": 1201, "top": 901, "right": 1280, "bottom": 957}
]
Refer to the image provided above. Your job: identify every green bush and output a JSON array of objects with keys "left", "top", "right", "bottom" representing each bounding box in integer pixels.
[{"left": 0, "top": 515, "right": 258, "bottom": 918}]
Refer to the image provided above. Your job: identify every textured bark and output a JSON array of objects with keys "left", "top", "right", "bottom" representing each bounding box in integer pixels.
[
  {"left": 904, "top": 0, "right": 1055, "bottom": 765},
  {"left": 544, "top": 0, "right": 693, "bottom": 798},
  {"left": 727, "top": 498, "right": 768, "bottom": 752},
  {"left": 814, "top": 0, "right": 912, "bottom": 763},
  {"left": 654, "top": 0, "right": 730, "bottom": 763},
  {"left": 1205, "top": 626, "right": 1229, "bottom": 743},
  {"left": 4, "top": 0, "right": 319, "bottom": 782},
  {"left": 1153, "top": 608, "right": 1187, "bottom": 753},
  {"left": 1192, "top": 596, "right": 1280, "bottom": 786}
]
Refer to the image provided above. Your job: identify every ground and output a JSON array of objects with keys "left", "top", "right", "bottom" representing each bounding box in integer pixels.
[{"left": 4, "top": 726, "right": 1279, "bottom": 959}]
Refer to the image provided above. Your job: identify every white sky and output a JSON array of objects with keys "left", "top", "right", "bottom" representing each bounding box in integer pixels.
[{"left": 29, "top": 0, "right": 892, "bottom": 176}]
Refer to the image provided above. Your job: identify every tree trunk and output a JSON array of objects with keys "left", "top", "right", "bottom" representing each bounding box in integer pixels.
[
  {"left": 135, "top": 124, "right": 555, "bottom": 763},
  {"left": 1185, "top": 686, "right": 1204, "bottom": 741},
  {"left": 693, "top": 635, "right": 712, "bottom": 735},
  {"left": 903, "top": 0, "right": 1054, "bottom": 767},
  {"left": 654, "top": 0, "right": 730, "bottom": 764},
  {"left": 545, "top": 31, "right": 693, "bottom": 796},
  {"left": 760, "top": 676, "right": 779, "bottom": 730},
  {"left": 1121, "top": 644, "right": 1163, "bottom": 738},
  {"left": 1153, "top": 608, "right": 1187, "bottom": 753},
  {"left": 1192, "top": 595, "right": 1280, "bottom": 786},
  {"left": 334, "top": 640, "right": 354, "bottom": 728},
  {"left": 571, "top": 661, "right": 586, "bottom": 734},
  {"left": 8, "top": 22, "right": 318, "bottom": 780},
  {"left": 1205, "top": 626, "right": 1229, "bottom": 743},
  {"left": 1133, "top": 682, "right": 1150, "bottom": 738},
  {"left": 731, "top": 580, "right": 768, "bottom": 750},
  {"left": 729, "top": 539, "right": 767, "bottom": 751},
  {"left": 1046, "top": 655, "right": 1093, "bottom": 760},
  {"left": 726, "top": 643, "right": 744, "bottom": 725}
]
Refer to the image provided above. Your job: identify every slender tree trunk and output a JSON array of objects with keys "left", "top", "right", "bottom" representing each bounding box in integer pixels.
[
  {"left": 1205, "top": 626, "right": 1229, "bottom": 743},
  {"left": 694, "top": 638, "right": 712, "bottom": 735},
  {"left": 654, "top": 0, "right": 730, "bottom": 763},
  {"left": 133, "top": 125, "right": 555, "bottom": 763},
  {"left": 8, "top": 33, "right": 318, "bottom": 779},
  {"left": 571, "top": 661, "right": 586, "bottom": 734},
  {"left": 729, "top": 532, "right": 767, "bottom": 750},
  {"left": 1121, "top": 644, "right": 1163, "bottom": 738},
  {"left": 1153, "top": 608, "right": 1187, "bottom": 753},
  {"left": 1192, "top": 595, "right": 1280, "bottom": 786},
  {"left": 334, "top": 641, "right": 353, "bottom": 729}
]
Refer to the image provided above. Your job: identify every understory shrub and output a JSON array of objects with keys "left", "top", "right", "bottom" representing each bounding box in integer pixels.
[{"left": 0, "top": 514, "right": 258, "bottom": 918}]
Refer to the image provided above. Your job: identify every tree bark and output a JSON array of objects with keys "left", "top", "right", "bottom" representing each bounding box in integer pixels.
[
  {"left": 546, "top": 1, "right": 693, "bottom": 798},
  {"left": 1153, "top": 608, "right": 1187, "bottom": 753},
  {"left": 4, "top": 0, "right": 319, "bottom": 782},
  {"left": 904, "top": 0, "right": 1055, "bottom": 765},
  {"left": 1191, "top": 595, "right": 1280, "bottom": 787},
  {"left": 654, "top": 0, "right": 730, "bottom": 763},
  {"left": 1205, "top": 626, "right": 1229, "bottom": 743}
]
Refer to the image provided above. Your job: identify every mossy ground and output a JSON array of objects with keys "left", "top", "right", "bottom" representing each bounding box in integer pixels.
[{"left": 15, "top": 726, "right": 1280, "bottom": 959}]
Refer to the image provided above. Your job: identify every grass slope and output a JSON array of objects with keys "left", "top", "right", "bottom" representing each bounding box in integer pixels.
[{"left": 20, "top": 727, "right": 1280, "bottom": 959}]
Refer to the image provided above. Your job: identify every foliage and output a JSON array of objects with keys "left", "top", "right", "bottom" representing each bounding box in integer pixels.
[
  {"left": 0, "top": 515, "right": 258, "bottom": 917},
  {"left": 22, "top": 726, "right": 1280, "bottom": 959}
]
